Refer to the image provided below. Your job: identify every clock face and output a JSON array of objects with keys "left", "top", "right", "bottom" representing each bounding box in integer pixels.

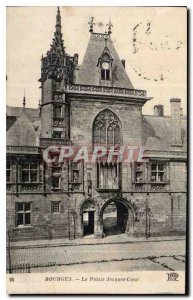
[{"left": 102, "top": 62, "right": 110, "bottom": 70}]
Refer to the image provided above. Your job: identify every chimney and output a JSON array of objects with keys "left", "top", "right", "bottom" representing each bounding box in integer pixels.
[
  {"left": 154, "top": 104, "right": 164, "bottom": 116},
  {"left": 73, "top": 53, "right": 79, "bottom": 65},
  {"left": 121, "top": 59, "right": 125, "bottom": 68},
  {"left": 170, "top": 98, "right": 182, "bottom": 146},
  {"left": 72, "top": 53, "right": 79, "bottom": 84}
]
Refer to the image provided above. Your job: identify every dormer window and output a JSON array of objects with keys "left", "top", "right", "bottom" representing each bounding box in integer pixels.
[
  {"left": 101, "top": 69, "right": 110, "bottom": 80},
  {"left": 98, "top": 49, "right": 113, "bottom": 82},
  {"left": 101, "top": 61, "right": 111, "bottom": 80},
  {"left": 101, "top": 62, "right": 110, "bottom": 80}
]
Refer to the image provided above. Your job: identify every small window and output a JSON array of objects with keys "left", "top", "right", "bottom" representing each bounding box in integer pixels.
[
  {"left": 53, "top": 105, "right": 62, "bottom": 118},
  {"left": 134, "top": 163, "right": 143, "bottom": 183},
  {"left": 72, "top": 170, "right": 79, "bottom": 182},
  {"left": 52, "top": 166, "right": 61, "bottom": 190},
  {"left": 53, "top": 131, "right": 62, "bottom": 139},
  {"left": 6, "top": 160, "right": 11, "bottom": 183},
  {"left": 51, "top": 201, "right": 60, "bottom": 213},
  {"left": 97, "top": 162, "right": 118, "bottom": 189},
  {"left": 21, "top": 162, "right": 38, "bottom": 183},
  {"left": 71, "top": 162, "right": 81, "bottom": 183},
  {"left": 150, "top": 163, "right": 166, "bottom": 182},
  {"left": 16, "top": 203, "right": 31, "bottom": 226},
  {"left": 101, "top": 69, "right": 110, "bottom": 80},
  {"left": 52, "top": 176, "right": 60, "bottom": 189}
]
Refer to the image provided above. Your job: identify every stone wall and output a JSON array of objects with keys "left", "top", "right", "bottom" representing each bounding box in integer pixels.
[
  {"left": 7, "top": 193, "right": 70, "bottom": 241},
  {"left": 6, "top": 157, "right": 187, "bottom": 241},
  {"left": 69, "top": 99, "right": 143, "bottom": 146},
  {"left": 41, "top": 104, "right": 53, "bottom": 138}
]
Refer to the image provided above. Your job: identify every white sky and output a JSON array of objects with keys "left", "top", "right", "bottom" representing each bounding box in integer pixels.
[{"left": 6, "top": 6, "right": 187, "bottom": 115}]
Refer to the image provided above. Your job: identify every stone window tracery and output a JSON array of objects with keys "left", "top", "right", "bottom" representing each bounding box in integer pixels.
[{"left": 93, "top": 109, "right": 121, "bottom": 147}]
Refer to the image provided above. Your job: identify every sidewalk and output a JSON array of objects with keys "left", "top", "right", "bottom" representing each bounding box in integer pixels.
[{"left": 10, "top": 234, "right": 185, "bottom": 249}]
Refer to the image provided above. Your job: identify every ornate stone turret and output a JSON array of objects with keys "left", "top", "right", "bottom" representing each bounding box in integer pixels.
[
  {"left": 40, "top": 7, "right": 70, "bottom": 85},
  {"left": 40, "top": 7, "right": 73, "bottom": 141}
]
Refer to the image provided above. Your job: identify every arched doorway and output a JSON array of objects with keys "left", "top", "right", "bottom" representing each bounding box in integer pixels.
[
  {"left": 100, "top": 197, "right": 134, "bottom": 237},
  {"left": 81, "top": 200, "right": 96, "bottom": 237}
]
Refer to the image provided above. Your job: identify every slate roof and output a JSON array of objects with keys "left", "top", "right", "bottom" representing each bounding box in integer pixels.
[
  {"left": 142, "top": 115, "right": 187, "bottom": 152},
  {"left": 6, "top": 109, "right": 39, "bottom": 147},
  {"left": 6, "top": 105, "right": 39, "bottom": 120},
  {"left": 75, "top": 33, "right": 134, "bottom": 89},
  {"left": 6, "top": 105, "right": 187, "bottom": 153},
  {"left": 6, "top": 105, "right": 40, "bottom": 131}
]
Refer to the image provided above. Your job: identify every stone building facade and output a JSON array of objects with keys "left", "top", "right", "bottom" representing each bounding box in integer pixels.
[{"left": 6, "top": 8, "right": 187, "bottom": 241}]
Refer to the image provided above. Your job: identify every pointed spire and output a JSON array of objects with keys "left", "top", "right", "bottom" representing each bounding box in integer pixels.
[
  {"left": 47, "top": 7, "right": 65, "bottom": 56},
  {"left": 23, "top": 89, "right": 26, "bottom": 109},
  {"left": 56, "top": 7, "right": 61, "bottom": 32}
]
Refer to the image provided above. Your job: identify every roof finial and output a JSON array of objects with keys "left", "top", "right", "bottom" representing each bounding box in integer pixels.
[
  {"left": 88, "top": 17, "right": 95, "bottom": 33},
  {"left": 23, "top": 89, "right": 26, "bottom": 109},
  {"left": 56, "top": 6, "right": 61, "bottom": 31},
  {"left": 106, "top": 20, "right": 113, "bottom": 35}
]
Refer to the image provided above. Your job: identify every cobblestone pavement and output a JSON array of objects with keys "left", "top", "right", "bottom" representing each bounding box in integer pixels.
[{"left": 9, "top": 240, "right": 186, "bottom": 273}]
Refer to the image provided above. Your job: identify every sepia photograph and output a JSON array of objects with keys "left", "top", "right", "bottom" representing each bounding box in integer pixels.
[{"left": 6, "top": 5, "right": 187, "bottom": 294}]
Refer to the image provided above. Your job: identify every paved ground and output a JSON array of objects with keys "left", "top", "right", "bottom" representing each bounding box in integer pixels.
[
  {"left": 8, "top": 238, "right": 186, "bottom": 273},
  {"left": 31, "top": 255, "right": 186, "bottom": 273},
  {"left": 10, "top": 233, "right": 185, "bottom": 249}
]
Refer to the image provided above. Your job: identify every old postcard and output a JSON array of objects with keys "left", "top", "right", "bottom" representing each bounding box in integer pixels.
[{"left": 6, "top": 6, "right": 187, "bottom": 294}]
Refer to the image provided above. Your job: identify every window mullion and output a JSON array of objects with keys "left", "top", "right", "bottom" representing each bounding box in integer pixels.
[
  {"left": 106, "top": 124, "right": 108, "bottom": 149},
  {"left": 113, "top": 127, "right": 115, "bottom": 147},
  {"left": 29, "top": 165, "right": 31, "bottom": 183},
  {"left": 156, "top": 163, "right": 158, "bottom": 182},
  {"left": 23, "top": 204, "right": 25, "bottom": 225}
]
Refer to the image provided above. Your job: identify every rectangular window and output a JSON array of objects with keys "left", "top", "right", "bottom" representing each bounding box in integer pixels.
[
  {"left": 134, "top": 163, "right": 143, "bottom": 182},
  {"left": 53, "top": 131, "right": 62, "bottom": 139},
  {"left": 97, "top": 163, "right": 119, "bottom": 189},
  {"left": 71, "top": 162, "right": 81, "bottom": 183},
  {"left": 51, "top": 201, "right": 60, "bottom": 213},
  {"left": 53, "top": 105, "right": 62, "bottom": 118},
  {"left": 150, "top": 163, "right": 166, "bottom": 182},
  {"left": 21, "top": 162, "right": 38, "bottom": 183},
  {"left": 52, "top": 166, "right": 61, "bottom": 190},
  {"left": 16, "top": 203, "right": 31, "bottom": 226},
  {"left": 6, "top": 160, "right": 11, "bottom": 183},
  {"left": 101, "top": 69, "right": 110, "bottom": 80}
]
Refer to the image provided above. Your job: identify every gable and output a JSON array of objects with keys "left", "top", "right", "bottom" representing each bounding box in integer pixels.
[{"left": 75, "top": 33, "right": 134, "bottom": 89}]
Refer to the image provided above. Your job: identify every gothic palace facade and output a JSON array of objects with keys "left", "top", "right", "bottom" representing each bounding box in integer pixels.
[{"left": 6, "top": 8, "right": 187, "bottom": 241}]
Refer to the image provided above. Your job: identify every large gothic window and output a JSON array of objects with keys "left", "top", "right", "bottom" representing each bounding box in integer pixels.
[{"left": 93, "top": 110, "right": 121, "bottom": 148}]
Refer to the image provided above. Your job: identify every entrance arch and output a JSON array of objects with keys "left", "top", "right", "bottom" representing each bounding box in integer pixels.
[{"left": 100, "top": 197, "right": 135, "bottom": 237}]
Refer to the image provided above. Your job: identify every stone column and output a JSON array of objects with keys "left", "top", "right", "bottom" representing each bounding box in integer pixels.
[{"left": 94, "top": 209, "right": 103, "bottom": 238}]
